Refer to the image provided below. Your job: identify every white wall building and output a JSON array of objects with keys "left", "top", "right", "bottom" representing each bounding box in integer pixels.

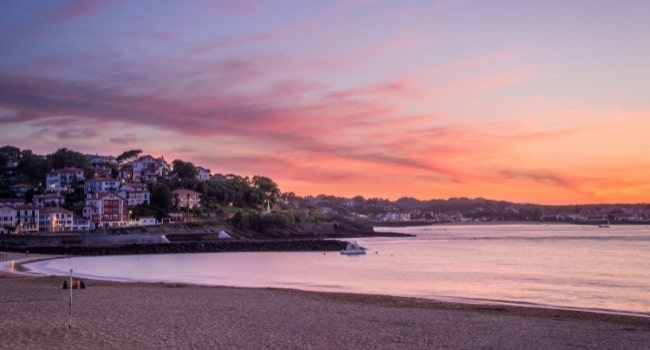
[
  {"left": 14, "top": 204, "right": 39, "bottom": 233},
  {"left": 0, "top": 205, "right": 16, "bottom": 234},
  {"left": 84, "top": 177, "right": 121, "bottom": 194},
  {"left": 32, "top": 193, "right": 65, "bottom": 207},
  {"left": 118, "top": 182, "right": 151, "bottom": 207},
  {"left": 196, "top": 166, "right": 211, "bottom": 181},
  {"left": 46, "top": 167, "right": 85, "bottom": 194},
  {"left": 39, "top": 207, "right": 74, "bottom": 232}
]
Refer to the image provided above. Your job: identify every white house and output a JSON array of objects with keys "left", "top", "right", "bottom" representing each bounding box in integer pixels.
[
  {"left": 138, "top": 217, "right": 157, "bottom": 226},
  {"left": 118, "top": 182, "right": 150, "bottom": 207},
  {"left": 39, "top": 206, "right": 74, "bottom": 232},
  {"left": 10, "top": 183, "right": 32, "bottom": 197},
  {"left": 32, "top": 193, "right": 65, "bottom": 207},
  {"left": 46, "top": 167, "right": 85, "bottom": 194},
  {"left": 171, "top": 189, "right": 201, "bottom": 209},
  {"left": 0, "top": 198, "right": 24, "bottom": 208},
  {"left": 72, "top": 216, "right": 92, "bottom": 232},
  {"left": 196, "top": 166, "right": 211, "bottom": 181},
  {"left": 14, "top": 204, "right": 39, "bottom": 233},
  {"left": 0, "top": 205, "right": 16, "bottom": 234},
  {"left": 87, "top": 154, "right": 117, "bottom": 177},
  {"left": 84, "top": 177, "right": 121, "bottom": 194},
  {"left": 132, "top": 155, "right": 169, "bottom": 183}
]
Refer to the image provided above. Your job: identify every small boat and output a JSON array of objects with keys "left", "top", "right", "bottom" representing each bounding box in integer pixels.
[{"left": 340, "top": 240, "right": 366, "bottom": 255}]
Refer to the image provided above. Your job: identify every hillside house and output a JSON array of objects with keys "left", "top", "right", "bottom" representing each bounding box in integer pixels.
[
  {"left": 39, "top": 206, "right": 74, "bottom": 232},
  {"left": 87, "top": 154, "right": 117, "bottom": 177},
  {"left": 10, "top": 183, "right": 32, "bottom": 197},
  {"left": 171, "top": 189, "right": 201, "bottom": 209},
  {"left": 83, "top": 192, "right": 129, "bottom": 229},
  {"left": 0, "top": 205, "right": 16, "bottom": 234},
  {"left": 0, "top": 198, "right": 23, "bottom": 208},
  {"left": 46, "top": 167, "right": 85, "bottom": 194},
  {"left": 14, "top": 204, "right": 39, "bottom": 233},
  {"left": 196, "top": 166, "right": 211, "bottom": 181},
  {"left": 84, "top": 177, "right": 121, "bottom": 194},
  {"left": 132, "top": 155, "right": 169, "bottom": 183},
  {"left": 119, "top": 182, "right": 150, "bottom": 207},
  {"left": 32, "top": 193, "right": 65, "bottom": 207}
]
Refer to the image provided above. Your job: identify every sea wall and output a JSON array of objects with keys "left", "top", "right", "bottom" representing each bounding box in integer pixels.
[{"left": 0, "top": 234, "right": 348, "bottom": 256}]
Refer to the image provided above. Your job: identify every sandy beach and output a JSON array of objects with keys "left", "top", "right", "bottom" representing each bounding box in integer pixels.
[{"left": 1, "top": 253, "right": 649, "bottom": 350}]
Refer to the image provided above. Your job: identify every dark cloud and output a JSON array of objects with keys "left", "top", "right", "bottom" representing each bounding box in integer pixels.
[{"left": 498, "top": 169, "right": 574, "bottom": 188}]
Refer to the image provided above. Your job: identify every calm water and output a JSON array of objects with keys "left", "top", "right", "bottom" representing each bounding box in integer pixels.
[{"left": 20, "top": 224, "right": 650, "bottom": 316}]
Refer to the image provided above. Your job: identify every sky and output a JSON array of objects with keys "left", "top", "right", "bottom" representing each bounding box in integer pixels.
[{"left": 1, "top": 0, "right": 649, "bottom": 205}]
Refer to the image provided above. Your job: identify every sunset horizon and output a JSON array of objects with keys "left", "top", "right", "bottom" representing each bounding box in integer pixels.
[{"left": 2, "top": 1, "right": 649, "bottom": 206}]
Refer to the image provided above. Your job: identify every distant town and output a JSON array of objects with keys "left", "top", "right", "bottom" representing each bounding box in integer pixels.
[{"left": 1, "top": 145, "right": 649, "bottom": 235}]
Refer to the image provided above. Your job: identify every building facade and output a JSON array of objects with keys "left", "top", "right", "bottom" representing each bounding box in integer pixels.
[
  {"left": 83, "top": 192, "right": 129, "bottom": 229},
  {"left": 84, "top": 177, "right": 121, "bottom": 194},
  {"left": 14, "top": 204, "right": 39, "bottom": 233},
  {"left": 46, "top": 167, "right": 85, "bottom": 194},
  {"left": 32, "top": 193, "right": 66, "bottom": 207},
  {"left": 171, "top": 189, "right": 201, "bottom": 209},
  {"left": 39, "top": 207, "right": 74, "bottom": 232}
]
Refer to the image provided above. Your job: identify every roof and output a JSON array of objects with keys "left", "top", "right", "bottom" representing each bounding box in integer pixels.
[
  {"left": 87, "top": 176, "right": 118, "bottom": 181},
  {"left": 10, "top": 183, "right": 32, "bottom": 189},
  {"left": 15, "top": 204, "right": 39, "bottom": 210},
  {"left": 124, "top": 182, "right": 146, "bottom": 188},
  {"left": 49, "top": 167, "right": 84, "bottom": 174},
  {"left": 172, "top": 189, "right": 201, "bottom": 196},
  {"left": 39, "top": 206, "right": 72, "bottom": 214},
  {"left": 33, "top": 193, "right": 64, "bottom": 199}
]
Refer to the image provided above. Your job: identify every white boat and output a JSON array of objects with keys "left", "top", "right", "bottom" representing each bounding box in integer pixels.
[{"left": 340, "top": 240, "right": 366, "bottom": 255}]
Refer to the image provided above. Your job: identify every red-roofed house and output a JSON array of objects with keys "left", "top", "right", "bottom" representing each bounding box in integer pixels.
[
  {"left": 83, "top": 192, "right": 129, "bottom": 229},
  {"left": 39, "top": 206, "right": 74, "bottom": 232},
  {"left": 172, "top": 189, "right": 201, "bottom": 209},
  {"left": 133, "top": 155, "right": 169, "bottom": 183},
  {"left": 119, "top": 182, "right": 150, "bottom": 207}
]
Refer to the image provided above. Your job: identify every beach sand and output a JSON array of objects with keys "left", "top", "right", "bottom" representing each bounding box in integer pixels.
[{"left": 1, "top": 253, "right": 649, "bottom": 350}]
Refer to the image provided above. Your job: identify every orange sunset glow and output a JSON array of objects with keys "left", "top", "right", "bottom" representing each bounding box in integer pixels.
[{"left": 1, "top": 1, "right": 649, "bottom": 205}]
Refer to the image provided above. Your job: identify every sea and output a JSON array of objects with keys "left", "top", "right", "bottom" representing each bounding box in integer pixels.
[{"left": 12, "top": 224, "right": 650, "bottom": 317}]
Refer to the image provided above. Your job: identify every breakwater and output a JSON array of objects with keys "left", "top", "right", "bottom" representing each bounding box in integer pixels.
[{"left": 0, "top": 234, "right": 349, "bottom": 256}]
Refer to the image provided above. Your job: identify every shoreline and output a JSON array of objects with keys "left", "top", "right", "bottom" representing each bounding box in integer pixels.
[
  {"left": 3, "top": 252, "right": 649, "bottom": 320},
  {"left": 2, "top": 253, "right": 650, "bottom": 349}
]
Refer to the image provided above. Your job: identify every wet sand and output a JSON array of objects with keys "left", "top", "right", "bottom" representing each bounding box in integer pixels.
[{"left": 1, "top": 253, "right": 649, "bottom": 349}]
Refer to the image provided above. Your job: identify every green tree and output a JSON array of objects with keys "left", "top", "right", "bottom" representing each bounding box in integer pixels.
[
  {"left": 172, "top": 159, "right": 197, "bottom": 181},
  {"left": 150, "top": 183, "right": 172, "bottom": 218},
  {"left": 252, "top": 175, "right": 280, "bottom": 206},
  {"left": 116, "top": 149, "right": 142, "bottom": 164},
  {"left": 0, "top": 145, "right": 21, "bottom": 178},
  {"left": 48, "top": 148, "right": 93, "bottom": 178},
  {"left": 15, "top": 150, "right": 49, "bottom": 185}
]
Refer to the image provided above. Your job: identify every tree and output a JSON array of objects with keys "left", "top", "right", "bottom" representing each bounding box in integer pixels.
[
  {"left": 116, "top": 149, "right": 142, "bottom": 164},
  {"left": 0, "top": 145, "right": 21, "bottom": 178},
  {"left": 172, "top": 159, "right": 197, "bottom": 181},
  {"left": 149, "top": 183, "right": 172, "bottom": 218},
  {"left": 48, "top": 148, "right": 93, "bottom": 178},
  {"left": 0, "top": 145, "right": 21, "bottom": 161},
  {"left": 251, "top": 175, "right": 280, "bottom": 205},
  {"left": 15, "top": 150, "right": 49, "bottom": 185}
]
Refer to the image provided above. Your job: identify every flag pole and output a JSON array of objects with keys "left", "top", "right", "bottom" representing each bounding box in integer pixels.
[{"left": 69, "top": 268, "right": 73, "bottom": 329}]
